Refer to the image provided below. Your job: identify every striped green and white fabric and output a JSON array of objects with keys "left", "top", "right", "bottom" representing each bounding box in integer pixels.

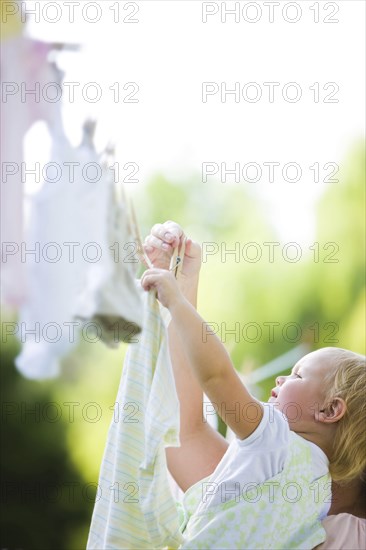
[{"left": 87, "top": 288, "right": 184, "bottom": 550}]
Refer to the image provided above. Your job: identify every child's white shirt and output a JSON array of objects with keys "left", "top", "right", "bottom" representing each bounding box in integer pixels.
[
  {"left": 180, "top": 403, "right": 331, "bottom": 548},
  {"left": 201, "top": 403, "right": 329, "bottom": 517}
]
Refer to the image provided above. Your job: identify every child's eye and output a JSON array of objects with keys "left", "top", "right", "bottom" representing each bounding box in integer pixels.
[{"left": 295, "top": 373, "right": 301, "bottom": 378}]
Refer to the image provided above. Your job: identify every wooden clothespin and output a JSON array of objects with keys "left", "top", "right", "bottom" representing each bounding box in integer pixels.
[{"left": 169, "top": 237, "right": 186, "bottom": 279}]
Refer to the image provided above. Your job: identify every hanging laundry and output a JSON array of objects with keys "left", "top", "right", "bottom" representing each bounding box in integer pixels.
[
  {"left": 15, "top": 118, "right": 94, "bottom": 378},
  {"left": 87, "top": 289, "right": 184, "bottom": 550},
  {"left": 73, "top": 141, "right": 143, "bottom": 348},
  {"left": 15, "top": 119, "right": 143, "bottom": 379},
  {"left": 0, "top": 30, "right": 62, "bottom": 307}
]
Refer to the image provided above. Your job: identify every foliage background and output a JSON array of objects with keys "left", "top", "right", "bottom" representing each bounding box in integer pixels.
[{"left": 1, "top": 142, "right": 365, "bottom": 549}]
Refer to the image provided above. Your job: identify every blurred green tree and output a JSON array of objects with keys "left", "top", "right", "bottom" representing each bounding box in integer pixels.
[{"left": 1, "top": 340, "right": 94, "bottom": 550}]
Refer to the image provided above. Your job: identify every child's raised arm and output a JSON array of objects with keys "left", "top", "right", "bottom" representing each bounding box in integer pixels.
[
  {"left": 141, "top": 268, "right": 263, "bottom": 440},
  {"left": 143, "top": 225, "right": 228, "bottom": 490}
]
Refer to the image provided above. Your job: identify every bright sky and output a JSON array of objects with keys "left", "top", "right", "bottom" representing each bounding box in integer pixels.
[{"left": 24, "top": 0, "right": 365, "bottom": 244}]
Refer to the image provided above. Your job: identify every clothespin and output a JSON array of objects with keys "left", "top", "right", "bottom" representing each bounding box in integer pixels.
[{"left": 169, "top": 237, "right": 186, "bottom": 279}]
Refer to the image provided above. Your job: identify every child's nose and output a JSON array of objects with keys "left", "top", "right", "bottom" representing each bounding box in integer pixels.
[{"left": 276, "top": 375, "right": 285, "bottom": 386}]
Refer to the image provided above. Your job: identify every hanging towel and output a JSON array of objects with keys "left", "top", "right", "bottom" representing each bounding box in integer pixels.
[{"left": 87, "top": 289, "right": 184, "bottom": 550}]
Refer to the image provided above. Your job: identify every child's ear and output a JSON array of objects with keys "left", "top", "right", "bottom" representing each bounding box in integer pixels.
[{"left": 317, "top": 397, "right": 347, "bottom": 424}]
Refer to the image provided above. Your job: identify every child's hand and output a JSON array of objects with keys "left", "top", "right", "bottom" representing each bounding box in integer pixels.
[
  {"left": 143, "top": 221, "right": 202, "bottom": 280},
  {"left": 141, "top": 268, "right": 184, "bottom": 310}
]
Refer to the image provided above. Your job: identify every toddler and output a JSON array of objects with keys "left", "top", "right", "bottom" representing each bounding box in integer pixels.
[{"left": 141, "top": 262, "right": 366, "bottom": 549}]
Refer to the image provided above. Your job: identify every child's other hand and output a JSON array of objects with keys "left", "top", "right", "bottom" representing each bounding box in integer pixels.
[
  {"left": 141, "top": 268, "right": 184, "bottom": 310},
  {"left": 143, "top": 221, "right": 202, "bottom": 280}
]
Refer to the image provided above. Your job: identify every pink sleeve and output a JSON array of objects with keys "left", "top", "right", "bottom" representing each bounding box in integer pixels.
[{"left": 316, "top": 514, "right": 366, "bottom": 550}]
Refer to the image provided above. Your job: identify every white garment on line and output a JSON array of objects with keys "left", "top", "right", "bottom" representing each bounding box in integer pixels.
[
  {"left": 74, "top": 148, "right": 142, "bottom": 348},
  {"left": 16, "top": 121, "right": 143, "bottom": 379}
]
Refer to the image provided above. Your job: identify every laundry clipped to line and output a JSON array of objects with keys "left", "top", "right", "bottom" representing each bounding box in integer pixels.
[
  {"left": 15, "top": 119, "right": 144, "bottom": 380},
  {"left": 73, "top": 122, "right": 144, "bottom": 349}
]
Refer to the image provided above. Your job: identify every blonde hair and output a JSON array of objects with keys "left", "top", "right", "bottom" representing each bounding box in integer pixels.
[{"left": 322, "top": 348, "right": 366, "bottom": 484}]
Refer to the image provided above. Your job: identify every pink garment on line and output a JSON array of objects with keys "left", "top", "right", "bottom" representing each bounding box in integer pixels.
[{"left": 0, "top": 36, "right": 60, "bottom": 307}]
